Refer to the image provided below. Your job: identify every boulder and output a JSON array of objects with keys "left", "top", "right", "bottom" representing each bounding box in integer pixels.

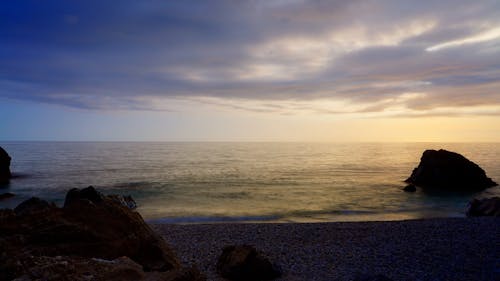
[
  {"left": 0, "top": 146, "right": 11, "bottom": 184},
  {"left": 466, "top": 197, "right": 500, "bottom": 217},
  {"left": 405, "top": 149, "right": 497, "bottom": 191},
  {"left": 216, "top": 245, "right": 281, "bottom": 281},
  {"left": 0, "top": 187, "right": 205, "bottom": 280}
]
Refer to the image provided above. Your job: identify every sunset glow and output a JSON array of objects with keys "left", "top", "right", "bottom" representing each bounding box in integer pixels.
[{"left": 1, "top": 1, "right": 499, "bottom": 141}]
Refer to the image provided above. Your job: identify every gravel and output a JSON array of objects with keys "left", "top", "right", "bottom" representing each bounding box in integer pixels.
[{"left": 152, "top": 217, "right": 500, "bottom": 281}]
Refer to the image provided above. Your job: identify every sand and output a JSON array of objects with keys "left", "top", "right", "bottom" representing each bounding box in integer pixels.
[{"left": 152, "top": 217, "right": 499, "bottom": 281}]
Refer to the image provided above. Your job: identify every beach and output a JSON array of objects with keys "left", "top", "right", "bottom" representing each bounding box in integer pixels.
[
  {"left": 153, "top": 217, "right": 500, "bottom": 281},
  {"left": 2, "top": 143, "right": 500, "bottom": 280}
]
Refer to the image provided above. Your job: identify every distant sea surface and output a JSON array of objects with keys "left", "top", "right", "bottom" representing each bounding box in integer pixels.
[{"left": 1, "top": 142, "right": 499, "bottom": 223}]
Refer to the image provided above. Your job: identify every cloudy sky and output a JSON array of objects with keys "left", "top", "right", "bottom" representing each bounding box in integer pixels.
[{"left": 1, "top": 0, "right": 500, "bottom": 141}]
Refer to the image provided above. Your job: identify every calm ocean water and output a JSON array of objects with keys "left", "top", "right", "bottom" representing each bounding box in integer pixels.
[{"left": 0, "top": 142, "right": 499, "bottom": 223}]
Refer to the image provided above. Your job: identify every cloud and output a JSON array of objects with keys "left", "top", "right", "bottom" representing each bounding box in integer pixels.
[
  {"left": 426, "top": 27, "right": 500, "bottom": 51},
  {"left": 1, "top": 0, "right": 500, "bottom": 117}
]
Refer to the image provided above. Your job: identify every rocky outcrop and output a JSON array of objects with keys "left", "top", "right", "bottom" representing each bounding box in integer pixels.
[
  {"left": 0, "top": 146, "right": 11, "bottom": 184},
  {"left": 0, "top": 186, "right": 205, "bottom": 281},
  {"left": 64, "top": 185, "right": 105, "bottom": 206},
  {"left": 405, "top": 149, "right": 497, "bottom": 191},
  {"left": 466, "top": 197, "right": 500, "bottom": 217},
  {"left": 216, "top": 245, "right": 281, "bottom": 281},
  {"left": 64, "top": 186, "right": 137, "bottom": 209}
]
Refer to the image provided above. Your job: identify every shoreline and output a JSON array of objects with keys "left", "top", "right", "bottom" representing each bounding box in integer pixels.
[
  {"left": 145, "top": 212, "right": 466, "bottom": 225},
  {"left": 152, "top": 217, "right": 499, "bottom": 281}
]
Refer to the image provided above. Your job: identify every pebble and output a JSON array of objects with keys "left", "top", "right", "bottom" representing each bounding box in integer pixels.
[{"left": 152, "top": 217, "right": 499, "bottom": 281}]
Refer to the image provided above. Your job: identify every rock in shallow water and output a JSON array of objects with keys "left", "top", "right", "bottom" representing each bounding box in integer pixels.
[
  {"left": 0, "top": 187, "right": 205, "bottom": 280},
  {"left": 405, "top": 149, "right": 497, "bottom": 191}
]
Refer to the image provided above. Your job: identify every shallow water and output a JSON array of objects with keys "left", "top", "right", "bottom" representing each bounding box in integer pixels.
[{"left": 1, "top": 142, "right": 499, "bottom": 223}]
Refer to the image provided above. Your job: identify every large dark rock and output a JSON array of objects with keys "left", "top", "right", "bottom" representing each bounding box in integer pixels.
[
  {"left": 0, "top": 146, "right": 11, "bottom": 184},
  {"left": 216, "top": 245, "right": 281, "bottom": 281},
  {"left": 0, "top": 187, "right": 205, "bottom": 280},
  {"left": 466, "top": 197, "right": 500, "bottom": 217},
  {"left": 405, "top": 149, "right": 497, "bottom": 191}
]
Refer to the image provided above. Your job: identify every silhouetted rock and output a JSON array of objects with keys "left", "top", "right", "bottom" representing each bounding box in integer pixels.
[
  {"left": 216, "top": 245, "right": 281, "bottom": 281},
  {"left": 0, "top": 192, "right": 15, "bottom": 200},
  {"left": 405, "top": 149, "right": 497, "bottom": 191},
  {"left": 0, "top": 187, "right": 205, "bottom": 280},
  {"left": 0, "top": 146, "right": 11, "bottom": 184},
  {"left": 64, "top": 185, "right": 104, "bottom": 207},
  {"left": 65, "top": 185, "right": 137, "bottom": 209},
  {"left": 466, "top": 197, "right": 500, "bottom": 217},
  {"left": 403, "top": 184, "right": 416, "bottom": 192}
]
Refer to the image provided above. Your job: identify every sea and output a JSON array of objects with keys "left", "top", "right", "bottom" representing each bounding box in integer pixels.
[{"left": 0, "top": 142, "right": 499, "bottom": 223}]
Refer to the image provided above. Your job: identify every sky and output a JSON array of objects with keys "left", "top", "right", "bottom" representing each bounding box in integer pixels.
[{"left": 1, "top": 0, "right": 500, "bottom": 142}]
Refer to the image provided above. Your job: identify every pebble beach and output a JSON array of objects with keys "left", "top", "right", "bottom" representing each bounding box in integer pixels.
[{"left": 153, "top": 217, "right": 500, "bottom": 281}]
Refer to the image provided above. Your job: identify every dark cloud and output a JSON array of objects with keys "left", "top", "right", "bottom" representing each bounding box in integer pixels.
[{"left": 1, "top": 0, "right": 499, "bottom": 115}]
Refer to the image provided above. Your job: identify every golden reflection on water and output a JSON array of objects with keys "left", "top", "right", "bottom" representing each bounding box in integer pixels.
[{"left": 2, "top": 142, "right": 499, "bottom": 223}]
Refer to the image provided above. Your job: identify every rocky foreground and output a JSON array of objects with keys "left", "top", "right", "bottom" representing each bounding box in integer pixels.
[
  {"left": 154, "top": 218, "right": 500, "bottom": 281},
  {"left": 0, "top": 186, "right": 205, "bottom": 281},
  {"left": 1, "top": 188, "right": 499, "bottom": 281}
]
